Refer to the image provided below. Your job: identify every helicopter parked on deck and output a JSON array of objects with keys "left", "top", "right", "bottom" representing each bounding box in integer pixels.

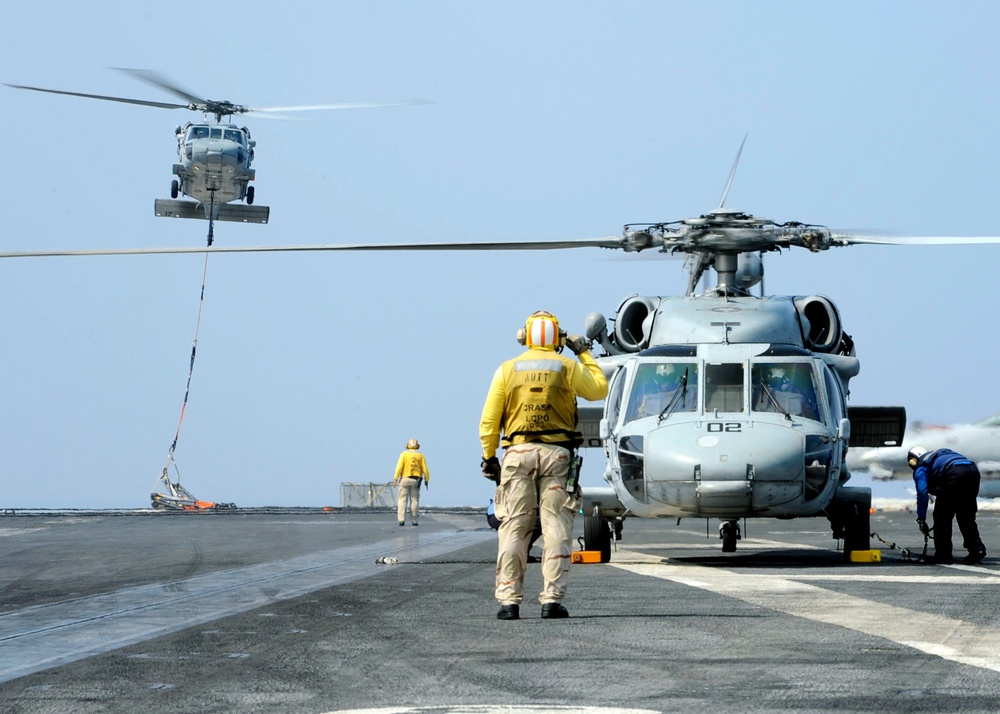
[{"left": 573, "top": 242, "right": 897, "bottom": 560}]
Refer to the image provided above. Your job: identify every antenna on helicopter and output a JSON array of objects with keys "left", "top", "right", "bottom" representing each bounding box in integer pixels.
[
  {"left": 680, "top": 134, "right": 754, "bottom": 296},
  {"left": 717, "top": 133, "right": 748, "bottom": 210}
]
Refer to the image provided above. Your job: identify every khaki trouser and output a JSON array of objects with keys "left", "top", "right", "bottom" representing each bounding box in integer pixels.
[
  {"left": 494, "top": 442, "right": 578, "bottom": 605},
  {"left": 397, "top": 477, "right": 421, "bottom": 523}
]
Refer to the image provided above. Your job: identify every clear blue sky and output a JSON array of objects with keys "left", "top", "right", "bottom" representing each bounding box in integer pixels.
[{"left": 2, "top": 2, "right": 998, "bottom": 508}]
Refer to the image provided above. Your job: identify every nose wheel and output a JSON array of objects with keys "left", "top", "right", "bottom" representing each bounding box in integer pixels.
[{"left": 720, "top": 520, "right": 741, "bottom": 552}]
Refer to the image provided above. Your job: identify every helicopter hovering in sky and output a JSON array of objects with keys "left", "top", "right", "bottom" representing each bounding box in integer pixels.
[
  {"left": 3, "top": 145, "right": 999, "bottom": 561},
  {"left": 5, "top": 69, "right": 429, "bottom": 231}
]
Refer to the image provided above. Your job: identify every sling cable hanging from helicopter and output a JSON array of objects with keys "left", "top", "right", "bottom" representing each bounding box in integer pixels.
[{"left": 151, "top": 216, "right": 227, "bottom": 510}]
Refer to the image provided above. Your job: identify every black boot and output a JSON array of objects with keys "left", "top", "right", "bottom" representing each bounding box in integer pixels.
[
  {"left": 963, "top": 547, "right": 987, "bottom": 565},
  {"left": 541, "top": 602, "right": 569, "bottom": 619},
  {"left": 496, "top": 604, "right": 520, "bottom": 620}
]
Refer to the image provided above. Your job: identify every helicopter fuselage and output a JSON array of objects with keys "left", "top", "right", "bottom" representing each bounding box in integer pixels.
[
  {"left": 172, "top": 122, "right": 256, "bottom": 209},
  {"left": 600, "top": 340, "right": 849, "bottom": 521},
  {"left": 581, "top": 290, "right": 884, "bottom": 558}
]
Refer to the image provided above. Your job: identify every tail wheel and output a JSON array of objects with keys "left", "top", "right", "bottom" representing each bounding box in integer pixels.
[
  {"left": 584, "top": 513, "right": 612, "bottom": 563},
  {"left": 170, "top": 179, "right": 179, "bottom": 199}
]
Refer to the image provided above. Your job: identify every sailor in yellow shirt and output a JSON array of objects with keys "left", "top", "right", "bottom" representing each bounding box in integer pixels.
[
  {"left": 480, "top": 311, "right": 608, "bottom": 621},
  {"left": 394, "top": 438, "right": 429, "bottom": 526}
]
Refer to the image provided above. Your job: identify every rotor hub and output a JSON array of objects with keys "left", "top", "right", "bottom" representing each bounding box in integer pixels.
[{"left": 622, "top": 214, "right": 833, "bottom": 256}]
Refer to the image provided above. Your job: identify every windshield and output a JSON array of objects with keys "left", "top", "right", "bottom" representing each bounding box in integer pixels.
[
  {"left": 624, "top": 362, "right": 698, "bottom": 423},
  {"left": 224, "top": 129, "right": 244, "bottom": 144},
  {"left": 704, "top": 363, "right": 744, "bottom": 413},
  {"left": 186, "top": 125, "right": 210, "bottom": 141},
  {"left": 751, "top": 362, "right": 821, "bottom": 421}
]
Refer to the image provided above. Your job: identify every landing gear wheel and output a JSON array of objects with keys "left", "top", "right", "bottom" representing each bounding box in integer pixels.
[
  {"left": 170, "top": 179, "right": 179, "bottom": 199},
  {"left": 720, "top": 520, "right": 741, "bottom": 553},
  {"left": 246, "top": 185, "right": 255, "bottom": 205},
  {"left": 842, "top": 491, "right": 872, "bottom": 561},
  {"left": 828, "top": 486, "right": 873, "bottom": 562},
  {"left": 584, "top": 514, "right": 612, "bottom": 563}
]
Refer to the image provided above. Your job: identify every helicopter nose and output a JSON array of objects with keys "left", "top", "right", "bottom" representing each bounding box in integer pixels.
[
  {"left": 192, "top": 142, "right": 241, "bottom": 167},
  {"left": 642, "top": 421, "right": 806, "bottom": 515}
]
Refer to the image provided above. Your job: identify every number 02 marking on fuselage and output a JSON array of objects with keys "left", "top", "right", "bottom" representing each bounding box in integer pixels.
[{"left": 706, "top": 422, "right": 742, "bottom": 433}]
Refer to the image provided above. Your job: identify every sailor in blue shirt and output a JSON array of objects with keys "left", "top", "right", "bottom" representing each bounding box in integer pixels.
[{"left": 908, "top": 446, "right": 987, "bottom": 565}]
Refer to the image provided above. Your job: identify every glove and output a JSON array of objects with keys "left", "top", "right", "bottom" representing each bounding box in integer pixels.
[
  {"left": 481, "top": 456, "right": 501, "bottom": 484},
  {"left": 423, "top": 480, "right": 428, "bottom": 490},
  {"left": 565, "top": 334, "right": 590, "bottom": 355},
  {"left": 917, "top": 518, "right": 930, "bottom": 536}
]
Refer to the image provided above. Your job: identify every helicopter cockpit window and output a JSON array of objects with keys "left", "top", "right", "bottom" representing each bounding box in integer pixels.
[
  {"left": 606, "top": 366, "right": 628, "bottom": 428},
  {"left": 752, "top": 362, "right": 821, "bottom": 421},
  {"left": 187, "top": 126, "right": 210, "bottom": 141},
  {"left": 224, "top": 129, "right": 243, "bottom": 144},
  {"left": 210, "top": 127, "right": 224, "bottom": 140},
  {"left": 822, "top": 365, "right": 844, "bottom": 424},
  {"left": 624, "top": 362, "right": 698, "bottom": 424},
  {"left": 704, "top": 363, "right": 745, "bottom": 413}
]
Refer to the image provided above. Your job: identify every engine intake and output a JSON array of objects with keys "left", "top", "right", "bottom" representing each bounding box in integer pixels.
[
  {"left": 793, "top": 295, "right": 843, "bottom": 353},
  {"left": 614, "top": 296, "right": 657, "bottom": 352}
]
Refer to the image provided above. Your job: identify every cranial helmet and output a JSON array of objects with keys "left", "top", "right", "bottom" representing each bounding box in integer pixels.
[
  {"left": 767, "top": 367, "right": 787, "bottom": 382},
  {"left": 655, "top": 364, "right": 677, "bottom": 379},
  {"left": 407, "top": 438, "right": 420, "bottom": 450},
  {"left": 907, "top": 445, "right": 928, "bottom": 469},
  {"left": 517, "top": 310, "right": 563, "bottom": 350}
]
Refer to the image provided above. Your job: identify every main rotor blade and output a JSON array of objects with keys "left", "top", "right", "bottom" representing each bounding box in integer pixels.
[
  {"left": 0, "top": 237, "right": 625, "bottom": 259},
  {"left": 831, "top": 233, "right": 1000, "bottom": 246},
  {"left": 6, "top": 231, "right": 995, "bottom": 260},
  {"left": 113, "top": 68, "right": 209, "bottom": 106},
  {"left": 250, "top": 99, "right": 433, "bottom": 113},
  {"left": 4, "top": 83, "right": 187, "bottom": 111}
]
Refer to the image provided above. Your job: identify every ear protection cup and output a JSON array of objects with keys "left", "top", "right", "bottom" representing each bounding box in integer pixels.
[{"left": 519, "top": 311, "right": 565, "bottom": 348}]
